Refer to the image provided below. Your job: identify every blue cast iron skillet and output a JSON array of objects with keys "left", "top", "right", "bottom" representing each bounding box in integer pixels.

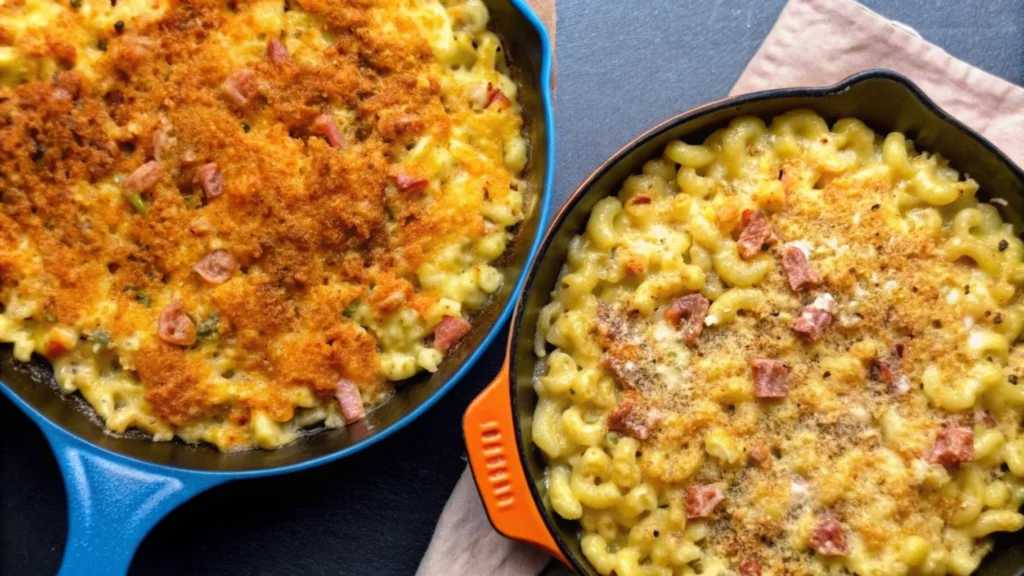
[
  {"left": 0, "top": 1, "right": 554, "bottom": 574},
  {"left": 469, "top": 70, "right": 1024, "bottom": 575}
]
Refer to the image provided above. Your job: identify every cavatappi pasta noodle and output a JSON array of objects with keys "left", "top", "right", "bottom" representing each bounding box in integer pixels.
[
  {"left": 0, "top": 0, "right": 529, "bottom": 451},
  {"left": 533, "top": 111, "right": 1024, "bottom": 576}
]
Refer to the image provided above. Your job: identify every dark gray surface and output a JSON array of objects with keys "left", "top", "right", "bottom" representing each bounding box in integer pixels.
[{"left": 2, "top": 1, "right": 1022, "bottom": 575}]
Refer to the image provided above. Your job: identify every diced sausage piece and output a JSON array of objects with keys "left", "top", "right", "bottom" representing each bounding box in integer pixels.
[
  {"left": 152, "top": 129, "right": 169, "bottom": 162},
  {"left": 811, "top": 515, "right": 849, "bottom": 556},
  {"left": 266, "top": 38, "right": 288, "bottom": 64},
  {"left": 434, "top": 315, "right": 471, "bottom": 353},
  {"left": 630, "top": 194, "right": 652, "bottom": 205},
  {"left": 222, "top": 68, "right": 257, "bottom": 106},
  {"left": 748, "top": 442, "right": 769, "bottom": 465},
  {"left": 158, "top": 301, "right": 196, "bottom": 346},
  {"left": 870, "top": 341, "right": 904, "bottom": 388},
  {"left": 393, "top": 171, "right": 429, "bottom": 195},
  {"left": 335, "top": 378, "right": 366, "bottom": 423},
  {"left": 685, "top": 484, "right": 726, "bottom": 518},
  {"left": 193, "top": 250, "right": 238, "bottom": 285},
  {"left": 926, "top": 426, "right": 974, "bottom": 468},
  {"left": 486, "top": 82, "right": 512, "bottom": 109},
  {"left": 738, "top": 559, "right": 761, "bottom": 576},
  {"left": 737, "top": 210, "right": 778, "bottom": 260},
  {"left": 608, "top": 396, "right": 662, "bottom": 441},
  {"left": 750, "top": 358, "right": 789, "bottom": 398},
  {"left": 664, "top": 294, "right": 710, "bottom": 344},
  {"left": 781, "top": 244, "right": 819, "bottom": 291},
  {"left": 311, "top": 113, "right": 344, "bottom": 149},
  {"left": 193, "top": 162, "right": 223, "bottom": 199},
  {"left": 124, "top": 161, "right": 162, "bottom": 194},
  {"left": 792, "top": 294, "right": 835, "bottom": 341}
]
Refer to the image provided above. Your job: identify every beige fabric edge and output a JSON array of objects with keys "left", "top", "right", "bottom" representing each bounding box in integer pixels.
[{"left": 731, "top": 0, "right": 1024, "bottom": 166}]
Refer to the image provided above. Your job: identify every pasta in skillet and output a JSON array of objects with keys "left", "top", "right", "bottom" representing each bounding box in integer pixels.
[
  {"left": 534, "top": 110, "right": 1024, "bottom": 575},
  {"left": 0, "top": 0, "right": 528, "bottom": 451}
]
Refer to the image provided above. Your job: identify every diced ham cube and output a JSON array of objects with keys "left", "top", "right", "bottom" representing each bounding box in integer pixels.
[
  {"left": 750, "top": 358, "right": 789, "bottom": 398},
  {"left": 737, "top": 210, "right": 778, "bottom": 260},
  {"left": 434, "top": 315, "right": 471, "bottom": 353},
  {"left": 157, "top": 301, "right": 196, "bottom": 346},
  {"left": 152, "top": 129, "right": 169, "bottom": 162},
  {"left": 124, "top": 161, "right": 162, "bottom": 194},
  {"left": 393, "top": 171, "right": 429, "bottom": 195},
  {"left": 335, "top": 378, "right": 366, "bottom": 423},
  {"left": 486, "top": 83, "right": 511, "bottom": 109},
  {"left": 664, "top": 293, "right": 710, "bottom": 344},
  {"left": 792, "top": 294, "right": 835, "bottom": 341},
  {"left": 193, "top": 162, "right": 223, "bottom": 199},
  {"left": 222, "top": 68, "right": 257, "bottom": 106},
  {"left": 738, "top": 559, "right": 761, "bottom": 576},
  {"left": 781, "top": 244, "right": 819, "bottom": 291},
  {"left": 607, "top": 396, "right": 662, "bottom": 441},
  {"left": 311, "top": 114, "right": 344, "bottom": 149},
  {"left": 685, "top": 484, "right": 726, "bottom": 518},
  {"left": 193, "top": 250, "right": 238, "bottom": 285},
  {"left": 925, "top": 425, "right": 973, "bottom": 468},
  {"left": 870, "top": 341, "right": 905, "bottom": 389},
  {"left": 630, "top": 194, "right": 652, "bottom": 205},
  {"left": 811, "top": 515, "right": 849, "bottom": 556},
  {"left": 266, "top": 38, "right": 289, "bottom": 64}
]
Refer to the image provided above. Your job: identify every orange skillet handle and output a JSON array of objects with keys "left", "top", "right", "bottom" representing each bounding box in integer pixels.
[{"left": 464, "top": 358, "right": 569, "bottom": 566}]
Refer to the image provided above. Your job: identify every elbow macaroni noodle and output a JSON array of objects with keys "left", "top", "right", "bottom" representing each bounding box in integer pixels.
[
  {"left": 534, "top": 111, "right": 1024, "bottom": 575},
  {"left": 0, "top": 0, "right": 527, "bottom": 451}
]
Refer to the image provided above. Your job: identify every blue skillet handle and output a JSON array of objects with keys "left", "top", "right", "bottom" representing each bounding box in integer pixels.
[{"left": 41, "top": 426, "right": 225, "bottom": 576}]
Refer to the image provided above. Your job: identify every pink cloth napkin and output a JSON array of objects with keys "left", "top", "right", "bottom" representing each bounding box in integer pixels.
[{"left": 418, "top": 1, "right": 1024, "bottom": 574}]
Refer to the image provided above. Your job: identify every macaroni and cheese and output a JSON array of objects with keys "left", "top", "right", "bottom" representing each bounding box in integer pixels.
[
  {"left": 0, "top": 0, "right": 528, "bottom": 450},
  {"left": 533, "top": 111, "right": 1024, "bottom": 576}
]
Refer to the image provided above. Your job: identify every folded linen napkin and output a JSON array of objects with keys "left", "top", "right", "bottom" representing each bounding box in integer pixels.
[{"left": 418, "top": 1, "right": 1024, "bottom": 574}]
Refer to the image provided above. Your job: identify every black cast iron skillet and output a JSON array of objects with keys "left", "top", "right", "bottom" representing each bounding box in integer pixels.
[
  {"left": 464, "top": 70, "right": 1024, "bottom": 575},
  {"left": 0, "top": 2, "right": 554, "bottom": 574}
]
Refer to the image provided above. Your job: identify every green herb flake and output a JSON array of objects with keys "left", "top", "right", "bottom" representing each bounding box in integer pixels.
[
  {"left": 222, "top": 369, "right": 236, "bottom": 379},
  {"left": 42, "top": 311, "right": 57, "bottom": 322},
  {"left": 127, "top": 192, "right": 148, "bottom": 216},
  {"left": 135, "top": 291, "right": 151, "bottom": 307},
  {"left": 92, "top": 330, "right": 111, "bottom": 347},
  {"left": 384, "top": 205, "right": 395, "bottom": 221},
  {"left": 342, "top": 298, "right": 361, "bottom": 319},
  {"left": 70, "top": 0, "right": 82, "bottom": 8},
  {"left": 196, "top": 311, "right": 220, "bottom": 337}
]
